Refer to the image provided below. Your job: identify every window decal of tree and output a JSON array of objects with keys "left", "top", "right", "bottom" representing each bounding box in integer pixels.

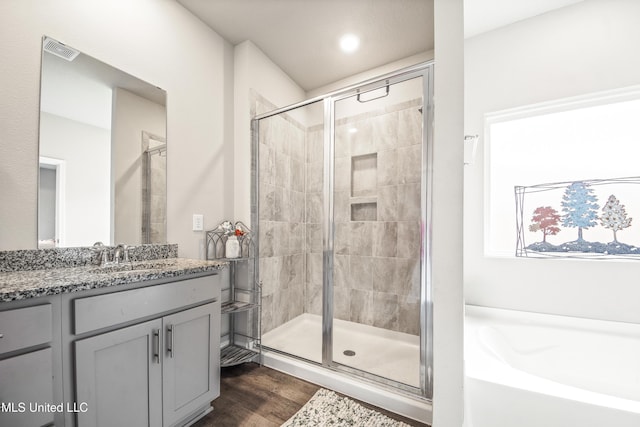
[
  {"left": 516, "top": 177, "right": 640, "bottom": 258},
  {"left": 529, "top": 206, "right": 560, "bottom": 243},
  {"left": 600, "top": 194, "right": 632, "bottom": 242},
  {"left": 561, "top": 181, "right": 599, "bottom": 242}
]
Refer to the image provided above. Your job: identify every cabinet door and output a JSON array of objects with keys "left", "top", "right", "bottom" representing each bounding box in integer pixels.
[
  {"left": 162, "top": 302, "right": 220, "bottom": 427},
  {"left": 75, "top": 319, "right": 162, "bottom": 427},
  {"left": 0, "top": 348, "right": 53, "bottom": 427}
]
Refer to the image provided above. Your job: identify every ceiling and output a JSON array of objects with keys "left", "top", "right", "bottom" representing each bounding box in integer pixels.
[
  {"left": 464, "top": 0, "right": 583, "bottom": 38},
  {"left": 178, "top": 0, "right": 583, "bottom": 92},
  {"left": 177, "top": 0, "right": 434, "bottom": 91}
]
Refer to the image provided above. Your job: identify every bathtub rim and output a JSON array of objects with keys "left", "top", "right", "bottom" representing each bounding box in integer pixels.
[{"left": 465, "top": 304, "right": 640, "bottom": 415}]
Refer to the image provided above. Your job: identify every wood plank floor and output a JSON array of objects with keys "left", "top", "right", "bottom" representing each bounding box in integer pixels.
[{"left": 193, "top": 363, "right": 429, "bottom": 427}]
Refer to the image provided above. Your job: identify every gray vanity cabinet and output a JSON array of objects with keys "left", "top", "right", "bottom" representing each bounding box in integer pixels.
[
  {"left": 75, "top": 318, "right": 163, "bottom": 427},
  {"left": 0, "top": 347, "right": 54, "bottom": 427},
  {"left": 1, "top": 263, "right": 223, "bottom": 427},
  {"left": 162, "top": 302, "right": 220, "bottom": 426},
  {"left": 73, "top": 284, "right": 220, "bottom": 427},
  {"left": 0, "top": 301, "right": 62, "bottom": 427}
]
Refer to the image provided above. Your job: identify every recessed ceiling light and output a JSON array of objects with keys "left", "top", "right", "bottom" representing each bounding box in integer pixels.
[{"left": 339, "top": 34, "right": 360, "bottom": 54}]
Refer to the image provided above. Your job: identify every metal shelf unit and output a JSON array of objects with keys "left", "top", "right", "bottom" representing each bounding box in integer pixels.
[{"left": 206, "top": 221, "right": 261, "bottom": 367}]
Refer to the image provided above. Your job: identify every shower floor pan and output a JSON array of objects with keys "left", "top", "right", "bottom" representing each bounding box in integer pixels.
[{"left": 262, "top": 313, "right": 420, "bottom": 388}]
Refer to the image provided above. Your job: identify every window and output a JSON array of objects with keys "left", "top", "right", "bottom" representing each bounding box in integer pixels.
[{"left": 486, "top": 87, "right": 640, "bottom": 258}]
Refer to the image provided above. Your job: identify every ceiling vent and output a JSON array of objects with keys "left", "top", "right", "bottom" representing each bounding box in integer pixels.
[{"left": 43, "top": 37, "right": 80, "bottom": 61}]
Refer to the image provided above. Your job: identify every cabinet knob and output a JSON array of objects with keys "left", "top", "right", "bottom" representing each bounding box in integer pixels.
[{"left": 0, "top": 333, "right": 3, "bottom": 339}]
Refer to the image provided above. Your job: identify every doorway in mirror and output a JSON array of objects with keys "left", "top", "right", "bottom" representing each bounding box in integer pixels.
[{"left": 38, "top": 157, "right": 65, "bottom": 248}]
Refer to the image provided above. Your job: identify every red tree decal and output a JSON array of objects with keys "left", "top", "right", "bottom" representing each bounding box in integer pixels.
[{"left": 529, "top": 206, "right": 561, "bottom": 242}]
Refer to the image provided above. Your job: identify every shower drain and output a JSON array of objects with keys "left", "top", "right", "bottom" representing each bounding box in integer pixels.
[{"left": 343, "top": 350, "right": 356, "bottom": 356}]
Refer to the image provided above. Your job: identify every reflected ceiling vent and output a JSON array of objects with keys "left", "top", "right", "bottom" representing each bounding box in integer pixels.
[{"left": 43, "top": 37, "right": 80, "bottom": 61}]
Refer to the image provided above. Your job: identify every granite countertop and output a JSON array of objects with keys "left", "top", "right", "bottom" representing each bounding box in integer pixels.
[{"left": 0, "top": 258, "right": 228, "bottom": 302}]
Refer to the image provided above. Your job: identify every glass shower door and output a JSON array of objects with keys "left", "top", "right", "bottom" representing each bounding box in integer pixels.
[
  {"left": 327, "top": 74, "right": 428, "bottom": 391},
  {"left": 256, "top": 99, "right": 325, "bottom": 364}
]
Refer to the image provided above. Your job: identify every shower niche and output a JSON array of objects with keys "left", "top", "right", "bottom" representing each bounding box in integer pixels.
[{"left": 350, "top": 153, "right": 377, "bottom": 221}]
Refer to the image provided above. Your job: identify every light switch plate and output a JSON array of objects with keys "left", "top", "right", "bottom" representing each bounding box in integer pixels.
[{"left": 192, "top": 214, "right": 204, "bottom": 231}]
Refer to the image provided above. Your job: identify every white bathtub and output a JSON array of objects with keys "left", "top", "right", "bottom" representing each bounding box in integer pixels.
[{"left": 464, "top": 305, "right": 640, "bottom": 427}]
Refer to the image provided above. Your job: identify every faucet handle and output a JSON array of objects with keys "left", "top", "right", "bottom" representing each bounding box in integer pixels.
[
  {"left": 122, "top": 244, "right": 130, "bottom": 263},
  {"left": 91, "top": 242, "right": 107, "bottom": 265},
  {"left": 101, "top": 249, "right": 110, "bottom": 266},
  {"left": 91, "top": 241, "right": 104, "bottom": 253}
]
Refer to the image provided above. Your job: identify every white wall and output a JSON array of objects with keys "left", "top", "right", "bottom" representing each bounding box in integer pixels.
[
  {"left": 112, "top": 87, "right": 166, "bottom": 245},
  {"left": 233, "top": 40, "right": 306, "bottom": 225},
  {"left": 0, "top": 0, "right": 233, "bottom": 258},
  {"left": 432, "top": 0, "right": 464, "bottom": 425},
  {"left": 464, "top": 0, "right": 640, "bottom": 323},
  {"left": 39, "top": 112, "right": 111, "bottom": 246}
]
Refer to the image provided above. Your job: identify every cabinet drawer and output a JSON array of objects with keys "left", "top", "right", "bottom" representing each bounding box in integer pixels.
[
  {"left": 74, "top": 275, "right": 219, "bottom": 335},
  {"left": 0, "top": 304, "right": 52, "bottom": 354},
  {"left": 0, "top": 347, "right": 54, "bottom": 427}
]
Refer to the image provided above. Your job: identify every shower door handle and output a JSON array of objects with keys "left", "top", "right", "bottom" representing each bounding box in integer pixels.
[{"left": 356, "top": 83, "right": 389, "bottom": 103}]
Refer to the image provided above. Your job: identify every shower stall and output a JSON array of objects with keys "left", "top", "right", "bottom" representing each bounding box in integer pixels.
[
  {"left": 251, "top": 62, "right": 433, "bottom": 418},
  {"left": 141, "top": 132, "right": 166, "bottom": 244}
]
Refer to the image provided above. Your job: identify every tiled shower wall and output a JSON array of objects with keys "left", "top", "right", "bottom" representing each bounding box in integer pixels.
[
  {"left": 303, "top": 126, "right": 324, "bottom": 323},
  {"left": 148, "top": 151, "right": 166, "bottom": 243},
  {"left": 258, "top": 94, "right": 422, "bottom": 336},
  {"left": 304, "top": 99, "right": 423, "bottom": 335}
]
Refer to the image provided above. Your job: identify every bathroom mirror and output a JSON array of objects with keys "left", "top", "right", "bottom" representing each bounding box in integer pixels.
[{"left": 38, "top": 36, "right": 167, "bottom": 248}]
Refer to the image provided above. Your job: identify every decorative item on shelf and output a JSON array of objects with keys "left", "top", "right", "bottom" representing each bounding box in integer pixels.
[
  {"left": 205, "top": 220, "right": 253, "bottom": 260},
  {"left": 204, "top": 220, "right": 261, "bottom": 367},
  {"left": 225, "top": 236, "right": 241, "bottom": 258}
]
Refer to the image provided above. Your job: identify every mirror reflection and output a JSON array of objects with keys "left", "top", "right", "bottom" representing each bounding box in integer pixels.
[{"left": 38, "top": 36, "right": 167, "bottom": 248}]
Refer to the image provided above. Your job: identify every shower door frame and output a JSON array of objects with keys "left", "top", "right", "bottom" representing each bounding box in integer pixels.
[{"left": 251, "top": 61, "right": 434, "bottom": 400}]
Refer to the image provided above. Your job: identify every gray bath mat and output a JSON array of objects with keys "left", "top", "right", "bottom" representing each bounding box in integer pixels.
[{"left": 281, "top": 388, "right": 411, "bottom": 426}]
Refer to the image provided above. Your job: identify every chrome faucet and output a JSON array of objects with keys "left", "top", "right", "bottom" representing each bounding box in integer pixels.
[
  {"left": 113, "top": 244, "right": 130, "bottom": 264},
  {"left": 93, "top": 242, "right": 131, "bottom": 267}
]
